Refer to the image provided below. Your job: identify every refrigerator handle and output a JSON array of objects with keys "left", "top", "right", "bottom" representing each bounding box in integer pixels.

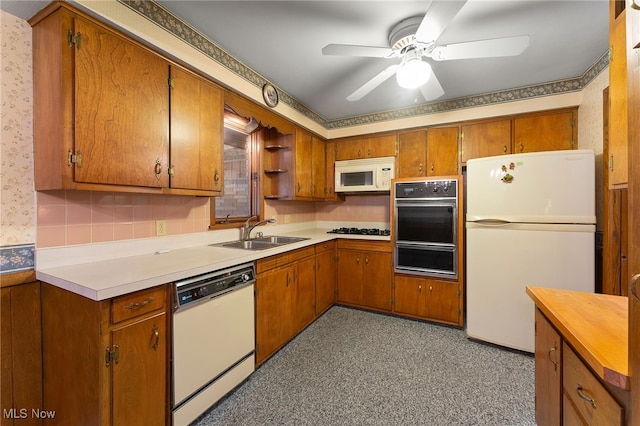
[{"left": 472, "top": 219, "right": 512, "bottom": 226}]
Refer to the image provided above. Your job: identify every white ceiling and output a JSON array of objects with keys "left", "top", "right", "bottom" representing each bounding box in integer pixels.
[{"left": 3, "top": 1, "right": 609, "bottom": 123}]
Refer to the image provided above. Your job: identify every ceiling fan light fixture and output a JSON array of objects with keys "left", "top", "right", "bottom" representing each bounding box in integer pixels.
[{"left": 396, "top": 55, "right": 431, "bottom": 89}]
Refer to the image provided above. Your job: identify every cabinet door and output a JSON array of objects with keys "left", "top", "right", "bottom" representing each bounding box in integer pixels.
[
  {"left": 397, "top": 130, "right": 427, "bottom": 178},
  {"left": 424, "top": 280, "right": 459, "bottom": 324},
  {"left": 294, "top": 130, "right": 313, "bottom": 198},
  {"left": 513, "top": 110, "right": 576, "bottom": 154},
  {"left": 316, "top": 249, "right": 336, "bottom": 315},
  {"left": 336, "top": 138, "right": 364, "bottom": 160},
  {"left": 324, "top": 140, "right": 338, "bottom": 200},
  {"left": 362, "top": 252, "right": 392, "bottom": 311},
  {"left": 255, "top": 266, "right": 292, "bottom": 365},
  {"left": 74, "top": 17, "right": 169, "bottom": 188},
  {"left": 460, "top": 120, "right": 511, "bottom": 163},
  {"left": 393, "top": 275, "right": 427, "bottom": 317},
  {"left": 292, "top": 257, "right": 316, "bottom": 333},
  {"left": 535, "top": 309, "right": 562, "bottom": 426},
  {"left": 111, "top": 313, "right": 166, "bottom": 426},
  {"left": 609, "top": 6, "right": 629, "bottom": 187},
  {"left": 427, "top": 126, "right": 459, "bottom": 176},
  {"left": 312, "top": 137, "right": 326, "bottom": 199},
  {"left": 337, "top": 250, "right": 363, "bottom": 305},
  {"left": 366, "top": 134, "right": 397, "bottom": 158},
  {"left": 169, "top": 66, "right": 224, "bottom": 192}
]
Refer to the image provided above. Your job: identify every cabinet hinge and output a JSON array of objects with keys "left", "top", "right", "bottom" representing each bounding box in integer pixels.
[
  {"left": 391, "top": 298, "right": 395, "bottom": 306},
  {"left": 67, "top": 30, "right": 82, "bottom": 49},
  {"left": 392, "top": 281, "right": 395, "bottom": 289},
  {"left": 105, "top": 345, "right": 119, "bottom": 367},
  {"left": 67, "top": 149, "right": 83, "bottom": 168},
  {"left": 168, "top": 77, "right": 175, "bottom": 90}
]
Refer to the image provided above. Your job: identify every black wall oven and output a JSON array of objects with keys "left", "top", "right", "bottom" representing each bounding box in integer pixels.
[{"left": 394, "top": 179, "right": 458, "bottom": 279}]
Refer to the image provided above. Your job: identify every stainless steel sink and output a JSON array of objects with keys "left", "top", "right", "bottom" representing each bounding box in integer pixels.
[
  {"left": 214, "top": 236, "right": 309, "bottom": 250},
  {"left": 216, "top": 240, "right": 279, "bottom": 250},
  {"left": 255, "top": 235, "right": 310, "bottom": 244}
]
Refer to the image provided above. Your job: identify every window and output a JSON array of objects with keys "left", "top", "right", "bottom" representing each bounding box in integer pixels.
[{"left": 211, "top": 111, "right": 259, "bottom": 227}]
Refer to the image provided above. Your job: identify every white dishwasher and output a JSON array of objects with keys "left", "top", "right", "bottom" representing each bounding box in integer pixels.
[{"left": 172, "top": 263, "right": 255, "bottom": 426}]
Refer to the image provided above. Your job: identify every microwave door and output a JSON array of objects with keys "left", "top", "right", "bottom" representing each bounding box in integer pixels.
[{"left": 336, "top": 168, "right": 377, "bottom": 192}]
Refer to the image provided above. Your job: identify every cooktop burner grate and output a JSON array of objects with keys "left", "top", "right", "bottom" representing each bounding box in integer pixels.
[{"left": 327, "top": 227, "right": 390, "bottom": 236}]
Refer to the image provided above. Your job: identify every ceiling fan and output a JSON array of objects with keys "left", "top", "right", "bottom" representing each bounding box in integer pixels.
[{"left": 322, "top": 0, "right": 530, "bottom": 102}]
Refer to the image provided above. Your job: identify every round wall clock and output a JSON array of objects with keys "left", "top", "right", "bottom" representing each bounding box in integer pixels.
[{"left": 262, "top": 83, "right": 279, "bottom": 108}]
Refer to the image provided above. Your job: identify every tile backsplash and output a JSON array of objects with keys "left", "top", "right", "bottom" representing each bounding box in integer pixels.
[{"left": 36, "top": 190, "right": 210, "bottom": 248}]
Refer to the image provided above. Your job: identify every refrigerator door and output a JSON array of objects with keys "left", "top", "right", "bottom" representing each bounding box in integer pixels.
[
  {"left": 466, "top": 149, "right": 595, "bottom": 224},
  {"left": 466, "top": 222, "right": 594, "bottom": 353}
]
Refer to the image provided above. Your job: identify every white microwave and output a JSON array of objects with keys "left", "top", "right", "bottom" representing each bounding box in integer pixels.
[{"left": 335, "top": 156, "right": 395, "bottom": 193}]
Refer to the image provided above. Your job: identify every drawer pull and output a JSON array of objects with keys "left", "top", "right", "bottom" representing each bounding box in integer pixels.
[
  {"left": 548, "top": 344, "right": 558, "bottom": 371},
  {"left": 576, "top": 384, "right": 597, "bottom": 409},
  {"left": 631, "top": 274, "right": 640, "bottom": 300},
  {"left": 124, "top": 297, "right": 155, "bottom": 310},
  {"left": 151, "top": 325, "right": 160, "bottom": 351}
]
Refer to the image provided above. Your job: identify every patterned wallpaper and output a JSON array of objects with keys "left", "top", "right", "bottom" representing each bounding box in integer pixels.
[{"left": 1, "top": 11, "right": 35, "bottom": 272}]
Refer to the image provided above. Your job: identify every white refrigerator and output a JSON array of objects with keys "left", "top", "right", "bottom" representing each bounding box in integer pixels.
[{"left": 465, "top": 149, "right": 596, "bottom": 353}]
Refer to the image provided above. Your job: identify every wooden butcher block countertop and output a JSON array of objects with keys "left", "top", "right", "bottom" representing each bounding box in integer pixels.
[{"left": 526, "top": 286, "right": 629, "bottom": 390}]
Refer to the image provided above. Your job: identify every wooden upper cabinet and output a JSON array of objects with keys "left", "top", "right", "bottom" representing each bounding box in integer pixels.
[
  {"left": 609, "top": 1, "right": 629, "bottom": 188},
  {"left": 513, "top": 109, "right": 577, "bottom": 154},
  {"left": 67, "top": 14, "right": 169, "bottom": 188},
  {"left": 294, "top": 130, "right": 313, "bottom": 198},
  {"left": 427, "top": 126, "right": 459, "bottom": 176},
  {"left": 460, "top": 119, "right": 512, "bottom": 163},
  {"left": 336, "top": 134, "right": 397, "bottom": 160},
  {"left": 31, "top": 3, "right": 223, "bottom": 196},
  {"left": 397, "top": 130, "right": 427, "bottom": 178},
  {"left": 311, "top": 136, "right": 326, "bottom": 199},
  {"left": 169, "top": 66, "right": 224, "bottom": 193}
]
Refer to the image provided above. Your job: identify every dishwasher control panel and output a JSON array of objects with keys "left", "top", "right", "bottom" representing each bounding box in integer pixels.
[{"left": 174, "top": 262, "right": 255, "bottom": 310}]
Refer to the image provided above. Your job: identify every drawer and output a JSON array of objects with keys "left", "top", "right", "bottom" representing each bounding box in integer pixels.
[
  {"left": 256, "top": 246, "right": 315, "bottom": 274},
  {"left": 111, "top": 285, "right": 166, "bottom": 324},
  {"left": 337, "top": 239, "right": 392, "bottom": 252},
  {"left": 562, "top": 342, "right": 623, "bottom": 426},
  {"left": 315, "top": 240, "right": 336, "bottom": 254}
]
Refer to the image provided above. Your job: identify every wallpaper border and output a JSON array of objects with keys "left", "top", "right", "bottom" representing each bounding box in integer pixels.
[{"left": 0, "top": 243, "right": 35, "bottom": 274}]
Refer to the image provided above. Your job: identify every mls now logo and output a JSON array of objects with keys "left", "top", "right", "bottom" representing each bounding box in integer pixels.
[{"left": 3, "top": 408, "right": 56, "bottom": 419}]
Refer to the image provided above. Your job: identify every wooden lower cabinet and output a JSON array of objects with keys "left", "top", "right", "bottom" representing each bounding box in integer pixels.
[
  {"left": 393, "top": 275, "right": 461, "bottom": 326},
  {"left": 534, "top": 308, "right": 562, "bottom": 426},
  {"left": 336, "top": 240, "right": 392, "bottom": 312},
  {"left": 1, "top": 280, "right": 43, "bottom": 426},
  {"left": 315, "top": 241, "right": 337, "bottom": 315},
  {"left": 534, "top": 308, "right": 628, "bottom": 426},
  {"left": 255, "top": 246, "right": 316, "bottom": 366},
  {"left": 41, "top": 283, "right": 170, "bottom": 426}
]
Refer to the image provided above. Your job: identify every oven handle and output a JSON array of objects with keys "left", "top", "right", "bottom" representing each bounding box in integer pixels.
[{"left": 395, "top": 242, "right": 456, "bottom": 251}]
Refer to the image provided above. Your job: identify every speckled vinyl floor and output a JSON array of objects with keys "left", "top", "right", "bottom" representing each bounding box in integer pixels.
[{"left": 191, "top": 306, "right": 535, "bottom": 426}]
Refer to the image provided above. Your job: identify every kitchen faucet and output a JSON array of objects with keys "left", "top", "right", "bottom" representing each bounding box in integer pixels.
[{"left": 239, "top": 216, "right": 276, "bottom": 240}]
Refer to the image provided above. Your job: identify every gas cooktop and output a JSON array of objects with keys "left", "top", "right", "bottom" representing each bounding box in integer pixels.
[{"left": 327, "top": 227, "right": 390, "bottom": 236}]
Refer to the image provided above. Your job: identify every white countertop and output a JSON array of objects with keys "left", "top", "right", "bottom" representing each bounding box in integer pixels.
[{"left": 35, "top": 222, "right": 390, "bottom": 301}]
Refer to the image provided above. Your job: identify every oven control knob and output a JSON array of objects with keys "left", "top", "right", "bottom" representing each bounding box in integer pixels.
[{"left": 443, "top": 184, "right": 449, "bottom": 192}]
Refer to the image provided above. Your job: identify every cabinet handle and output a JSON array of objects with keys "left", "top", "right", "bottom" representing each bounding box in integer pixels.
[
  {"left": 365, "top": 257, "right": 369, "bottom": 265},
  {"left": 548, "top": 344, "right": 558, "bottom": 371},
  {"left": 418, "top": 163, "right": 423, "bottom": 173},
  {"left": 429, "top": 285, "right": 433, "bottom": 294},
  {"left": 430, "top": 163, "right": 434, "bottom": 172},
  {"left": 503, "top": 145, "right": 507, "bottom": 153},
  {"left": 519, "top": 142, "right": 524, "bottom": 152},
  {"left": 356, "top": 257, "right": 360, "bottom": 265},
  {"left": 286, "top": 272, "right": 290, "bottom": 286},
  {"left": 418, "top": 285, "right": 422, "bottom": 292},
  {"left": 631, "top": 274, "right": 640, "bottom": 300},
  {"left": 214, "top": 169, "right": 220, "bottom": 184},
  {"left": 154, "top": 159, "right": 162, "bottom": 180},
  {"left": 358, "top": 149, "right": 362, "bottom": 157},
  {"left": 297, "top": 182, "right": 301, "bottom": 193},
  {"left": 576, "top": 385, "right": 597, "bottom": 409},
  {"left": 151, "top": 325, "right": 160, "bottom": 351},
  {"left": 367, "top": 148, "right": 371, "bottom": 156},
  {"left": 124, "top": 297, "right": 155, "bottom": 310}
]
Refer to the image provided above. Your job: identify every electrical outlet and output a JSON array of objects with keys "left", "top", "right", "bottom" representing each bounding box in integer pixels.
[
  {"left": 284, "top": 214, "right": 291, "bottom": 224},
  {"left": 156, "top": 220, "right": 167, "bottom": 236}
]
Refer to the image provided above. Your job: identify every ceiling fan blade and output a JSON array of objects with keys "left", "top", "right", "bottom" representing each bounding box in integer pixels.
[
  {"left": 431, "top": 35, "right": 530, "bottom": 61},
  {"left": 418, "top": 70, "right": 445, "bottom": 101},
  {"left": 322, "top": 44, "right": 395, "bottom": 58},
  {"left": 415, "top": 0, "right": 467, "bottom": 43},
  {"left": 347, "top": 64, "right": 399, "bottom": 101}
]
